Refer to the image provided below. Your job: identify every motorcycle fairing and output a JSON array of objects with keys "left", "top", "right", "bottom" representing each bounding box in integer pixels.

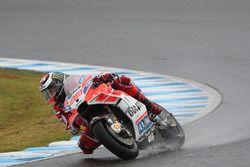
[{"left": 65, "top": 76, "right": 154, "bottom": 141}]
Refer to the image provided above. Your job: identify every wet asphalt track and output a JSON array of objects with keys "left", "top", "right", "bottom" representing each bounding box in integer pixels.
[{"left": 1, "top": 0, "right": 250, "bottom": 166}]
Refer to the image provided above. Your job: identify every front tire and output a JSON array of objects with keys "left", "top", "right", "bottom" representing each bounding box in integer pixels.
[{"left": 91, "top": 120, "right": 139, "bottom": 160}]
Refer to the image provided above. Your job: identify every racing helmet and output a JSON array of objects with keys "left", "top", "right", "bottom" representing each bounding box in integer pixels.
[{"left": 39, "top": 72, "right": 65, "bottom": 104}]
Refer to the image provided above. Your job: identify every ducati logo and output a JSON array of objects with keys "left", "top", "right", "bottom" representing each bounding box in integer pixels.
[{"left": 127, "top": 102, "right": 142, "bottom": 117}]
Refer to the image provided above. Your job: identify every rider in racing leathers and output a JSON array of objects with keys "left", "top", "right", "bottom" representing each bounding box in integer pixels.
[{"left": 39, "top": 72, "right": 163, "bottom": 154}]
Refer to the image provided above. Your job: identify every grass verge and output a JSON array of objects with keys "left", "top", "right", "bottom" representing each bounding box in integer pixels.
[{"left": 0, "top": 68, "right": 72, "bottom": 152}]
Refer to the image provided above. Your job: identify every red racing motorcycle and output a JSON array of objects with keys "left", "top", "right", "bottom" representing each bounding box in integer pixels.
[{"left": 64, "top": 75, "right": 185, "bottom": 160}]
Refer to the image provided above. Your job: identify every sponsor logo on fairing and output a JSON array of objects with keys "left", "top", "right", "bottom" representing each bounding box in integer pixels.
[
  {"left": 64, "top": 105, "right": 72, "bottom": 112},
  {"left": 137, "top": 116, "right": 153, "bottom": 134},
  {"left": 83, "top": 80, "right": 92, "bottom": 94},
  {"left": 127, "top": 101, "right": 143, "bottom": 117}
]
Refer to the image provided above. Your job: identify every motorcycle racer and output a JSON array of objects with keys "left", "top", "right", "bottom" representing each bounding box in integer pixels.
[{"left": 39, "top": 72, "right": 163, "bottom": 154}]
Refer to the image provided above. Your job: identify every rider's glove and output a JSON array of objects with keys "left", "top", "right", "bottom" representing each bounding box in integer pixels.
[
  {"left": 112, "top": 75, "right": 132, "bottom": 88},
  {"left": 54, "top": 111, "right": 68, "bottom": 124},
  {"left": 92, "top": 73, "right": 118, "bottom": 87}
]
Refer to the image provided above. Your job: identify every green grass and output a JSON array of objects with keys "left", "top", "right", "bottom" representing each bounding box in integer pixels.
[{"left": 0, "top": 68, "right": 72, "bottom": 152}]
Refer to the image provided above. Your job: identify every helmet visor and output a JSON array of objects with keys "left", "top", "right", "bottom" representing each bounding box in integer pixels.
[{"left": 41, "top": 83, "right": 57, "bottom": 102}]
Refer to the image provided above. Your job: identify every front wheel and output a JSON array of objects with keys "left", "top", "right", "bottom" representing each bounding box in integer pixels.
[{"left": 91, "top": 120, "right": 139, "bottom": 160}]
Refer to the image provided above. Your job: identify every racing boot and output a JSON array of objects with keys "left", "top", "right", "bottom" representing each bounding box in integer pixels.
[
  {"left": 111, "top": 75, "right": 162, "bottom": 118},
  {"left": 133, "top": 90, "right": 176, "bottom": 127},
  {"left": 134, "top": 91, "right": 162, "bottom": 122},
  {"left": 78, "top": 132, "right": 101, "bottom": 154}
]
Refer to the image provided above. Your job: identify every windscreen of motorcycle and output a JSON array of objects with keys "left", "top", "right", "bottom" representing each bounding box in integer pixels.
[{"left": 64, "top": 75, "right": 84, "bottom": 97}]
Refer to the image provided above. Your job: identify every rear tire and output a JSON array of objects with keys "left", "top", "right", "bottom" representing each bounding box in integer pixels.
[
  {"left": 156, "top": 103, "right": 185, "bottom": 149},
  {"left": 91, "top": 120, "right": 139, "bottom": 160},
  {"left": 161, "top": 114, "right": 185, "bottom": 149}
]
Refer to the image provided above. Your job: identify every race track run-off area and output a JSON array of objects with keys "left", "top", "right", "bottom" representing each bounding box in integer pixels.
[{"left": 0, "top": 58, "right": 222, "bottom": 166}]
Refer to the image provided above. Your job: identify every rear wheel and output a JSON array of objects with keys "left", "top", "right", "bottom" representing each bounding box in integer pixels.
[
  {"left": 161, "top": 113, "right": 185, "bottom": 148},
  {"left": 91, "top": 120, "right": 139, "bottom": 160},
  {"left": 156, "top": 104, "right": 185, "bottom": 149}
]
